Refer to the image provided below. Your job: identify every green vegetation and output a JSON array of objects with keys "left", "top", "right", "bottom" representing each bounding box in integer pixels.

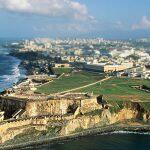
[
  {"left": 109, "top": 100, "right": 125, "bottom": 113},
  {"left": 4, "top": 128, "right": 41, "bottom": 146},
  {"left": 53, "top": 67, "right": 73, "bottom": 74},
  {"left": 4, "top": 126, "right": 61, "bottom": 146},
  {"left": 36, "top": 71, "right": 104, "bottom": 94},
  {"left": 140, "top": 103, "right": 150, "bottom": 112},
  {"left": 46, "top": 126, "right": 62, "bottom": 137},
  {"left": 109, "top": 100, "right": 150, "bottom": 113},
  {"left": 74, "top": 127, "right": 84, "bottom": 133},
  {"left": 84, "top": 109, "right": 102, "bottom": 116},
  {"left": 76, "top": 77, "right": 150, "bottom": 102}
]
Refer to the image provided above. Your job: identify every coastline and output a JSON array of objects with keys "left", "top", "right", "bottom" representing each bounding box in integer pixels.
[
  {"left": 0, "top": 49, "right": 26, "bottom": 93},
  {"left": 8, "top": 51, "right": 27, "bottom": 79},
  {"left": 0, "top": 124, "right": 150, "bottom": 150},
  {"left": 0, "top": 44, "right": 149, "bottom": 150}
]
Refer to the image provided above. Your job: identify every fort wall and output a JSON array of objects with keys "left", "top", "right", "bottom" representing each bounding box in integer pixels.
[
  {"left": 0, "top": 96, "right": 26, "bottom": 118},
  {"left": 0, "top": 115, "right": 64, "bottom": 143},
  {"left": 25, "top": 99, "right": 81, "bottom": 117},
  {"left": 0, "top": 115, "right": 64, "bottom": 133}
]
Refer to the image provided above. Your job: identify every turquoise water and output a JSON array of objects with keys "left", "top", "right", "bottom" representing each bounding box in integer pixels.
[
  {"left": 0, "top": 41, "right": 25, "bottom": 92},
  {"left": 22, "top": 132, "right": 150, "bottom": 150}
]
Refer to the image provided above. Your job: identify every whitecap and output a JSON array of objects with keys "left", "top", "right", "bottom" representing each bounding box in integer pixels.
[
  {"left": 100, "top": 130, "right": 150, "bottom": 136},
  {"left": 0, "top": 56, "right": 25, "bottom": 91}
]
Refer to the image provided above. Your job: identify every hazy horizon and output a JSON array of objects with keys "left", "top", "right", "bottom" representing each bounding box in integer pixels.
[{"left": 0, "top": 0, "right": 150, "bottom": 39}]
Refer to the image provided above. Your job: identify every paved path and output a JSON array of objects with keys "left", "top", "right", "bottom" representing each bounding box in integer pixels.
[{"left": 52, "top": 76, "right": 112, "bottom": 95}]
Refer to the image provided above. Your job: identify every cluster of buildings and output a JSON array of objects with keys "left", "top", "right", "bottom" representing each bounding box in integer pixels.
[
  {"left": 16, "top": 38, "right": 52, "bottom": 52},
  {"left": 11, "top": 38, "right": 150, "bottom": 79}
]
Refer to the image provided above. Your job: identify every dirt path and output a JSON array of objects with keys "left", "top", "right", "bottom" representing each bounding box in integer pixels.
[{"left": 52, "top": 76, "right": 112, "bottom": 95}]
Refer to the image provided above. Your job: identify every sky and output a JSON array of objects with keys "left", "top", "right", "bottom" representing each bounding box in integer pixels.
[{"left": 0, "top": 0, "right": 150, "bottom": 39}]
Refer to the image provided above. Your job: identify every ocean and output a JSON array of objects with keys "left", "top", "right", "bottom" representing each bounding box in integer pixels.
[
  {"left": 0, "top": 40, "right": 25, "bottom": 92},
  {"left": 22, "top": 132, "right": 150, "bottom": 150}
]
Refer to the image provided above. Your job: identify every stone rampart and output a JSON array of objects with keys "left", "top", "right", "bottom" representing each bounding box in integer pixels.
[
  {"left": 25, "top": 99, "right": 81, "bottom": 117},
  {"left": 0, "top": 115, "right": 64, "bottom": 136},
  {"left": 0, "top": 96, "right": 26, "bottom": 118}
]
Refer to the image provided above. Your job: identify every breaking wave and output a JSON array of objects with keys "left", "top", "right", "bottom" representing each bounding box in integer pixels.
[
  {"left": 0, "top": 62, "right": 21, "bottom": 91},
  {"left": 0, "top": 48, "right": 26, "bottom": 92},
  {"left": 100, "top": 130, "right": 150, "bottom": 136}
]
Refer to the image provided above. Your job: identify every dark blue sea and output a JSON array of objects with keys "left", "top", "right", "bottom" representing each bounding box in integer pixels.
[
  {"left": 22, "top": 132, "right": 150, "bottom": 150},
  {"left": 0, "top": 40, "right": 25, "bottom": 92}
]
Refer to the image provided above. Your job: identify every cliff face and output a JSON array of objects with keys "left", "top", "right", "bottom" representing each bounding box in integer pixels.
[
  {"left": 110, "top": 108, "right": 137, "bottom": 124},
  {"left": 61, "top": 115, "right": 101, "bottom": 135},
  {"left": 62, "top": 104, "right": 150, "bottom": 135},
  {"left": 25, "top": 99, "right": 81, "bottom": 117},
  {"left": 143, "top": 113, "right": 150, "bottom": 122},
  {"left": 25, "top": 97, "right": 100, "bottom": 117},
  {"left": 0, "top": 99, "right": 149, "bottom": 145}
]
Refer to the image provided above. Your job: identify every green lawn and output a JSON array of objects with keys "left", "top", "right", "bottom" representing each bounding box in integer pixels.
[
  {"left": 53, "top": 67, "right": 73, "bottom": 74},
  {"left": 75, "top": 77, "right": 150, "bottom": 102},
  {"left": 140, "top": 102, "right": 150, "bottom": 111},
  {"left": 36, "top": 71, "right": 104, "bottom": 95}
]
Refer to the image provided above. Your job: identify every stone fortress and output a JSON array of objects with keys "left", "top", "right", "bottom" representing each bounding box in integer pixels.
[
  {"left": 0, "top": 92, "right": 149, "bottom": 144},
  {"left": 0, "top": 93, "right": 99, "bottom": 118},
  {"left": 0, "top": 93, "right": 102, "bottom": 143}
]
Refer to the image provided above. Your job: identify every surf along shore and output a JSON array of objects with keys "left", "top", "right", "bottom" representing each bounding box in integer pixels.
[{"left": 0, "top": 124, "right": 150, "bottom": 150}]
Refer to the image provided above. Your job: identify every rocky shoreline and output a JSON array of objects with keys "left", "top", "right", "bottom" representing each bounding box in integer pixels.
[
  {"left": 0, "top": 124, "right": 150, "bottom": 150},
  {"left": 9, "top": 50, "right": 55, "bottom": 76}
]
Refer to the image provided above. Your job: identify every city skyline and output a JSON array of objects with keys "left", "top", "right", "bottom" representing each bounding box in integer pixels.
[{"left": 0, "top": 0, "right": 150, "bottom": 39}]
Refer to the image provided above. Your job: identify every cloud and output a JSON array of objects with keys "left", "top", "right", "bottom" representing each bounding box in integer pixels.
[
  {"left": 132, "top": 16, "right": 150, "bottom": 30},
  {"left": 0, "top": 0, "right": 91, "bottom": 21},
  {"left": 33, "top": 21, "right": 97, "bottom": 35}
]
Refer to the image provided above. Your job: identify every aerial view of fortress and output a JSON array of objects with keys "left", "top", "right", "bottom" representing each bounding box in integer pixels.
[{"left": 0, "top": 38, "right": 150, "bottom": 149}]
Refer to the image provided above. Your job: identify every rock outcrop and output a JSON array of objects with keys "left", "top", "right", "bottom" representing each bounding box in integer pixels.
[{"left": 62, "top": 102, "right": 150, "bottom": 135}]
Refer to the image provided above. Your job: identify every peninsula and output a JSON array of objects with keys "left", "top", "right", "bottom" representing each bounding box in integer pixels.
[{"left": 0, "top": 38, "right": 149, "bottom": 149}]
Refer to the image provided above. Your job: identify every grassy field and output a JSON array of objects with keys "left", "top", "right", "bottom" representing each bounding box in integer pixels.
[
  {"left": 75, "top": 77, "right": 150, "bottom": 102},
  {"left": 36, "top": 71, "right": 104, "bottom": 95},
  {"left": 53, "top": 67, "right": 73, "bottom": 74}
]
